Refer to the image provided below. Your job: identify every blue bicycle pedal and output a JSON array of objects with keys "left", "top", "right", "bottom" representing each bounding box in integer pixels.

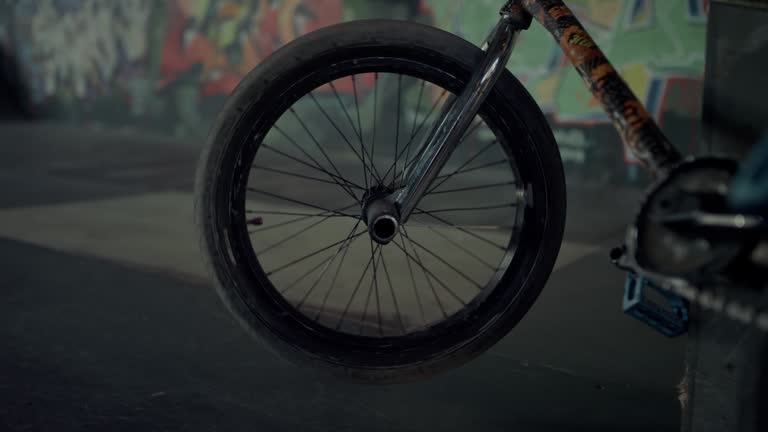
[{"left": 622, "top": 272, "right": 689, "bottom": 337}]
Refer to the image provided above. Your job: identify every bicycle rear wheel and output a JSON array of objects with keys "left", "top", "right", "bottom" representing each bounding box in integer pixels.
[{"left": 195, "top": 20, "right": 566, "bottom": 382}]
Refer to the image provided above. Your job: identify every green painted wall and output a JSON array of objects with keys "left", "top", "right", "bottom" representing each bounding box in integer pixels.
[
  {"left": 1, "top": 0, "right": 710, "bottom": 184},
  {"left": 426, "top": 0, "right": 708, "bottom": 169}
]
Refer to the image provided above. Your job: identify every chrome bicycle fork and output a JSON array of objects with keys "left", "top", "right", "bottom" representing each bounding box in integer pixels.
[{"left": 365, "top": 8, "right": 530, "bottom": 244}]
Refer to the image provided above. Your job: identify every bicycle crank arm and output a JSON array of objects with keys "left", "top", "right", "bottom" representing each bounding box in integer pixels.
[
  {"left": 611, "top": 233, "right": 768, "bottom": 333},
  {"left": 394, "top": 13, "right": 527, "bottom": 223},
  {"left": 654, "top": 211, "right": 767, "bottom": 240}
]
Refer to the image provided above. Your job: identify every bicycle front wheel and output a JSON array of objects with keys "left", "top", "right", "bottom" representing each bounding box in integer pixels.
[{"left": 195, "top": 20, "right": 566, "bottom": 382}]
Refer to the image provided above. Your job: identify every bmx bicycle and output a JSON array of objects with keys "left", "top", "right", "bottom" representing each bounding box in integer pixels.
[{"left": 194, "top": 0, "right": 767, "bottom": 427}]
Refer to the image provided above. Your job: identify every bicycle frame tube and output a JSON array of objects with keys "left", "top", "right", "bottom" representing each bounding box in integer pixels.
[
  {"left": 517, "top": 0, "right": 682, "bottom": 172},
  {"left": 394, "top": 0, "right": 682, "bottom": 224},
  {"left": 394, "top": 16, "right": 523, "bottom": 223}
]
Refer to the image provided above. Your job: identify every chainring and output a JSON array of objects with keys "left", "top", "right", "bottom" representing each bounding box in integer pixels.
[{"left": 634, "top": 157, "right": 747, "bottom": 279}]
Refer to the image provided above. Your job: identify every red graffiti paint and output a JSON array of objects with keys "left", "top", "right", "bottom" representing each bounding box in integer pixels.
[{"left": 158, "top": 0, "right": 346, "bottom": 98}]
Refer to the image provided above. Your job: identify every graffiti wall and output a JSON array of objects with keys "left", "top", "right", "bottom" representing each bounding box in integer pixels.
[
  {"left": 16, "top": 0, "right": 151, "bottom": 100},
  {"left": 427, "top": 0, "right": 709, "bottom": 182},
  {"left": 159, "top": 0, "right": 345, "bottom": 97},
  {"left": 6, "top": 0, "right": 346, "bottom": 135},
  {"left": 3, "top": 0, "right": 708, "bottom": 184}
]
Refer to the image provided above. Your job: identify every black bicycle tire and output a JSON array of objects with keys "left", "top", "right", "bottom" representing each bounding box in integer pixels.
[{"left": 194, "top": 19, "right": 566, "bottom": 383}]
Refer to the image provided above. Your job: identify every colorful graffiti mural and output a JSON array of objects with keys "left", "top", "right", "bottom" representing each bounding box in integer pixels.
[
  {"left": 158, "top": 0, "right": 343, "bottom": 98},
  {"left": 6, "top": 0, "right": 346, "bottom": 135},
  {"left": 12, "top": 0, "right": 152, "bottom": 101},
  {"left": 427, "top": 0, "right": 708, "bottom": 170},
  {"left": 2, "top": 0, "right": 708, "bottom": 185},
  {"left": 9, "top": 0, "right": 343, "bottom": 102},
  {"left": 153, "top": 0, "right": 344, "bottom": 134}
]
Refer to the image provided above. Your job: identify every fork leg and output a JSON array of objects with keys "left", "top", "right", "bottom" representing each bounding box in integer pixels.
[{"left": 394, "top": 13, "right": 528, "bottom": 224}]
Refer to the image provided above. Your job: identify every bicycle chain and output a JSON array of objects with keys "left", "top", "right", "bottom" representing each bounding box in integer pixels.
[
  {"left": 656, "top": 275, "right": 768, "bottom": 332},
  {"left": 619, "top": 225, "right": 768, "bottom": 333},
  {"left": 621, "top": 157, "right": 768, "bottom": 332}
]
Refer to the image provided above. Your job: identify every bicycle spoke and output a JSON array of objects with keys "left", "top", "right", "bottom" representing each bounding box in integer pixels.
[
  {"left": 412, "top": 89, "right": 449, "bottom": 143},
  {"left": 414, "top": 203, "right": 516, "bottom": 214},
  {"left": 352, "top": 75, "right": 370, "bottom": 189},
  {"left": 408, "top": 79, "right": 426, "bottom": 151},
  {"left": 427, "top": 226, "right": 496, "bottom": 270},
  {"left": 401, "top": 235, "right": 427, "bottom": 326},
  {"left": 296, "top": 219, "right": 363, "bottom": 309},
  {"left": 256, "top": 213, "right": 333, "bottom": 255},
  {"left": 432, "top": 158, "right": 508, "bottom": 185},
  {"left": 266, "top": 231, "right": 367, "bottom": 277},
  {"left": 428, "top": 181, "right": 515, "bottom": 196},
  {"left": 400, "top": 229, "right": 482, "bottom": 289},
  {"left": 352, "top": 75, "right": 364, "bottom": 143},
  {"left": 262, "top": 143, "right": 359, "bottom": 190},
  {"left": 240, "top": 68, "right": 527, "bottom": 338},
  {"left": 367, "top": 240, "right": 383, "bottom": 335},
  {"left": 391, "top": 119, "right": 486, "bottom": 189},
  {"left": 252, "top": 165, "right": 365, "bottom": 190},
  {"left": 249, "top": 203, "right": 358, "bottom": 234},
  {"left": 407, "top": 223, "right": 507, "bottom": 230},
  {"left": 307, "top": 92, "right": 377, "bottom": 188},
  {"left": 398, "top": 78, "right": 428, "bottom": 191},
  {"left": 371, "top": 73, "right": 379, "bottom": 187},
  {"left": 314, "top": 225, "right": 359, "bottom": 321},
  {"left": 262, "top": 142, "right": 362, "bottom": 203},
  {"left": 308, "top": 91, "right": 355, "bottom": 146},
  {"left": 380, "top": 88, "right": 449, "bottom": 184},
  {"left": 359, "top": 248, "right": 383, "bottom": 335},
  {"left": 246, "top": 209, "right": 352, "bottom": 218},
  {"left": 459, "top": 119, "right": 484, "bottom": 143},
  {"left": 392, "top": 74, "right": 403, "bottom": 186},
  {"left": 250, "top": 215, "right": 312, "bottom": 234},
  {"left": 380, "top": 247, "right": 406, "bottom": 333},
  {"left": 399, "top": 227, "right": 466, "bottom": 306},
  {"left": 248, "top": 188, "right": 360, "bottom": 219},
  {"left": 394, "top": 233, "right": 450, "bottom": 318},
  {"left": 335, "top": 248, "right": 377, "bottom": 330},
  {"left": 415, "top": 207, "right": 507, "bottom": 250},
  {"left": 280, "top": 253, "right": 338, "bottom": 295},
  {"left": 328, "top": 80, "right": 383, "bottom": 183},
  {"left": 289, "top": 107, "right": 361, "bottom": 200},
  {"left": 426, "top": 139, "right": 499, "bottom": 193},
  {"left": 328, "top": 80, "right": 363, "bottom": 141},
  {"left": 406, "top": 118, "right": 482, "bottom": 173}
]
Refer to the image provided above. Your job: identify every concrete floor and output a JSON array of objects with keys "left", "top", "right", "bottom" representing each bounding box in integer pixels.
[{"left": 0, "top": 123, "right": 686, "bottom": 431}]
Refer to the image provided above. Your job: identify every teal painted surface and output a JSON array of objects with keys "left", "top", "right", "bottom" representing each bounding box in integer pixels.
[
  {"left": 426, "top": 0, "right": 708, "bottom": 169},
  {"left": 0, "top": 0, "right": 709, "bottom": 184},
  {"left": 427, "top": 0, "right": 707, "bottom": 118}
]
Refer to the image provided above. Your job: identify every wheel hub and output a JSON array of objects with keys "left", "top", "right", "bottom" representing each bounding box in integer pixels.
[{"left": 361, "top": 185, "right": 400, "bottom": 245}]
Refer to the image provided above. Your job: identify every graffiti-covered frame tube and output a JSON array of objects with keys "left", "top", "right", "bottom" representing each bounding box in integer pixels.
[{"left": 504, "top": 0, "right": 682, "bottom": 175}]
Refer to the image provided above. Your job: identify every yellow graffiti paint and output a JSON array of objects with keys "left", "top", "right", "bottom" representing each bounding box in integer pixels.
[
  {"left": 620, "top": 63, "right": 651, "bottom": 103},
  {"left": 214, "top": 2, "right": 252, "bottom": 48},
  {"left": 549, "top": 6, "right": 572, "bottom": 20},
  {"left": 590, "top": 63, "right": 614, "bottom": 82},
  {"left": 535, "top": 75, "right": 561, "bottom": 106},
  {"left": 189, "top": 0, "right": 211, "bottom": 21},
  {"left": 279, "top": 0, "right": 302, "bottom": 43},
  {"left": 629, "top": 1, "right": 653, "bottom": 29},
  {"left": 586, "top": 0, "right": 621, "bottom": 28},
  {"left": 568, "top": 32, "right": 596, "bottom": 48},
  {"left": 238, "top": 35, "right": 259, "bottom": 75},
  {"left": 623, "top": 99, "right": 650, "bottom": 129}
]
